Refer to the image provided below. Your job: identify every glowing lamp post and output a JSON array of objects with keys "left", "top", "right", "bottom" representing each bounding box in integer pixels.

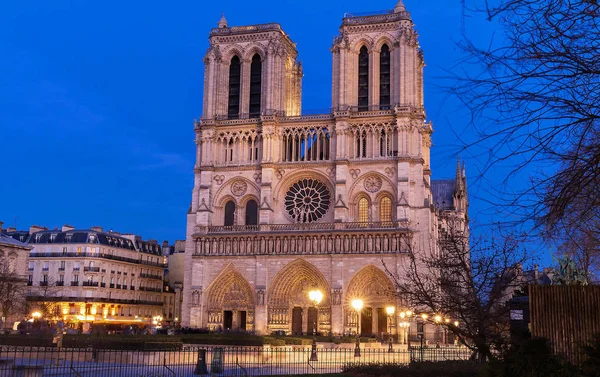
[
  {"left": 31, "top": 312, "right": 42, "bottom": 321},
  {"left": 351, "top": 299, "right": 363, "bottom": 357},
  {"left": 385, "top": 306, "right": 395, "bottom": 352},
  {"left": 398, "top": 311, "right": 411, "bottom": 345},
  {"left": 308, "top": 289, "right": 323, "bottom": 362}
]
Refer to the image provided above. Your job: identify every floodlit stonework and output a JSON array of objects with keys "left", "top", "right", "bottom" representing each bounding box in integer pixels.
[{"left": 182, "top": 1, "right": 468, "bottom": 341}]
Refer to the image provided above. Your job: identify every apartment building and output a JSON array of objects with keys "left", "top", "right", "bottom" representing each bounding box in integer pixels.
[{"left": 9, "top": 225, "right": 166, "bottom": 326}]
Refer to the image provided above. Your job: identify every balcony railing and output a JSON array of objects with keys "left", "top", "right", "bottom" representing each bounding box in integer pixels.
[
  {"left": 71, "top": 282, "right": 79, "bottom": 286},
  {"left": 197, "top": 221, "right": 409, "bottom": 235},
  {"left": 56, "top": 281, "right": 65, "bottom": 286},
  {"left": 109, "top": 283, "right": 115, "bottom": 288},
  {"left": 42, "top": 268, "right": 49, "bottom": 271},
  {"left": 27, "top": 282, "right": 32, "bottom": 286},
  {"left": 28, "top": 268, "right": 34, "bottom": 271},
  {"left": 39, "top": 281, "right": 48, "bottom": 286},
  {"left": 140, "top": 273, "right": 162, "bottom": 281},
  {"left": 84, "top": 267, "right": 100, "bottom": 272},
  {"left": 28, "top": 252, "right": 166, "bottom": 268},
  {"left": 26, "top": 295, "right": 163, "bottom": 307},
  {"left": 58, "top": 267, "right": 65, "bottom": 271},
  {"left": 73, "top": 267, "right": 80, "bottom": 271},
  {"left": 82, "top": 281, "right": 99, "bottom": 287},
  {"left": 139, "top": 287, "right": 162, "bottom": 293}
]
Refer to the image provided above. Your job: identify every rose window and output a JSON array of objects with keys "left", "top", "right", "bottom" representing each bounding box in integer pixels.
[{"left": 285, "top": 178, "right": 331, "bottom": 223}]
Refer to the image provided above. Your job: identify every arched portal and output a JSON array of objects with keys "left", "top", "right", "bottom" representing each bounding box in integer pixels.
[
  {"left": 267, "top": 259, "right": 331, "bottom": 335},
  {"left": 205, "top": 265, "right": 255, "bottom": 331},
  {"left": 345, "top": 265, "right": 397, "bottom": 337}
]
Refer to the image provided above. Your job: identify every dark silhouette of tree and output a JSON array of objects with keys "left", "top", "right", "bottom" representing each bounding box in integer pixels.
[
  {"left": 385, "top": 224, "right": 529, "bottom": 361},
  {"left": 453, "top": 0, "right": 600, "bottom": 236},
  {"left": 0, "top": 261, "right": 27, "bottom": 327}
]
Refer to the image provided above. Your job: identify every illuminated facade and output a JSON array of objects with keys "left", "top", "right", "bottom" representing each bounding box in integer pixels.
[
  {"left": 13, "top": 225, "right": 165, "bottom": 325},
  {"left": 182, "top": 1, "right": 468, "bottom": 341}
]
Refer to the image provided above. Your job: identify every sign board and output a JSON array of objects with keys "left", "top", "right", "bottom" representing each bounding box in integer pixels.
[{"left": 510, "top": 309, "right": 524, "bottom": 321}]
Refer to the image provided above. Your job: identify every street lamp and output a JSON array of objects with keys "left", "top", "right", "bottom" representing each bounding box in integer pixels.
[
  {"left": 398, "top": 311, "right": 411, "bottom": 345},
  {"left": 385, "top": 306, "right": 395, "bottom": 352},
  {"left": 351, "top": 299, "right": 363, "bottom": 357},
  {"left": 31, "top": 312, "right": 42, "bottom": 320},
  {"left": 308, "top": 289, "right": 323, "bottom": 362}
]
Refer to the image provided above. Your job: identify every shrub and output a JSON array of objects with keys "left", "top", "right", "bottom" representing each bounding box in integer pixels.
[{"left": 342, "top": 361, "right": 483, "bottom": 377}]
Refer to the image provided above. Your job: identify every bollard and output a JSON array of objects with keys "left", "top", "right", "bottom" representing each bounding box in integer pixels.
[
  {"left": 211, "top": 347, "right": 224, "bottom": 374},
  {"left": 193, "top": 349, "right": 208, "bottom": 375}
]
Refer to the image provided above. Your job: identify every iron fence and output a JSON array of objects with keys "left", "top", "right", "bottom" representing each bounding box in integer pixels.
[{"left": 0, "top": 345, "right": 472, "bottom": 376}]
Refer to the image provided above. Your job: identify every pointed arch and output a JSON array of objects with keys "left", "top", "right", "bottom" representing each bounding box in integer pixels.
[
  {"left": 227, "top": 55, "right": 241, "bottom": 119},
  {"left": 345, "top": 264, "right": 396, "bottom": 308},
  {"left": 249, "top": 53, "right": 262, "bottom": 117},
  {"left": 205, "top": 264, "right": 255, "bottom": 310},
  {"left": 268, "top": 259, "right": 331, "bottom": 308}
]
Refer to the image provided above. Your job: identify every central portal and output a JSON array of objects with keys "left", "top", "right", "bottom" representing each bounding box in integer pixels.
[{"left": 360, "top": 307, "right": 373, "bottom": 336}]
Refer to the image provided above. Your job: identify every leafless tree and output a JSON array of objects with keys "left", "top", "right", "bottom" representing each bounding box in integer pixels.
[
  {"left": 0, "top": 260, "right": 27, "bottom": 327},
  {"left": 385, "top": 225, "right": 529, "bottom": 361},
  {"left": 453, "top": 0, "right": 600, "bottom": 234},
  {"left": 27, "top": 278, "right": 60, "bottom": 320}
]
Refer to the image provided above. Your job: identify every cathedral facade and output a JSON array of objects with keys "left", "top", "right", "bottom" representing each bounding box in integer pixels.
[{"left": 181, "top": 1, "right": 468, "bottom": 340}]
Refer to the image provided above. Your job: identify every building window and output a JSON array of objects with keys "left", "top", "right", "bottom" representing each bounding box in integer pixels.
[
  {"left": 358, "top": 198, "right": 369, "bottom": 223},
  {"left": 379, "top": 130, "right": 391, "bottom": 157},
  {"left": 224, "top": 201, "right": 236, "bottom": 226},
  {"left": 249, "top": 54, "right": 262, "bottom": 118},
  {"left": 358, "top": 46, "right": 369, "bottom": 111},
  {"left": 379, "top": 44, "right": 390, "bottom": 109},
  {"left": 380, "top": 197, "right": 392, "bottom": 222},
  {"left": 228, "top": 56, "right": 241, "bottom": 119},
  {"left": 245, "top": 200, "right": 259, "bottom": 225}
]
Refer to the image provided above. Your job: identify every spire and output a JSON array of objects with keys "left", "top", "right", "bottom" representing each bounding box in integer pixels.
[
  {"left": 455, "top": 156, "right": 464, "bottom": 191},
  {"left": 394, "top": 0, "right": 406, "bottom": 12},
  {"left": 217, "top": 13, "right": 228, "bottom": 29}
]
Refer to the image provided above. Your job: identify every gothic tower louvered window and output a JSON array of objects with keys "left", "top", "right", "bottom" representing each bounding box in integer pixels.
[
  {"left": 228, "top": 56, "right": 241, "bottom": 119},
  {"left": 379, "top": 44, "right": 390, "bottom": 109},
  {"left": 249, "top": 54, "right": 262, "bottom": 118},
  {"left": 358, "top": 46, "right": 369, "bottom": 111}
]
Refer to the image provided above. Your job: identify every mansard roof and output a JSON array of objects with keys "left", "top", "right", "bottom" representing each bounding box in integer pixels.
[
  {"left": 0, "top": 232, "right": 32, "bottom": 250},
  {"left": 6, "top": 229, "right": 162, "bottom": 256}
]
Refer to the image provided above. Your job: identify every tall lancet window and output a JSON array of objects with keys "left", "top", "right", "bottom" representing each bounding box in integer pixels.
[
  {"left": 358, "top": 46, "right": 369, "bottom": 111},
  {"left": 228, "top": 56, "right": 241, "bottom": 119},
  {"left": 249, "top": 54, "right": 262, "bottom": 118},
  {"left": 379, "top": 44, "right": 391, "bottom": 109}
]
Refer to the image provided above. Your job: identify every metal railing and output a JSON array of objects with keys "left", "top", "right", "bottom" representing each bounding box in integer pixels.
[
  {"left": 28, "top": 251, "right": 167, "bottom": 268},
  {"left": 0, "top": 345, "right": 472, "bottom": 376},
  {"left": 199, "top": 220, "right": 410, "bottom": 235}
]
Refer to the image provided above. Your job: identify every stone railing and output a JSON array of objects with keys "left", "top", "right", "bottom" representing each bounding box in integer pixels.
[
  {"left": 197, "top": 221, "right": 409, "bottom": 235},
  {"left": 342, "top": 11, "right": 411, "bottom": 25}
]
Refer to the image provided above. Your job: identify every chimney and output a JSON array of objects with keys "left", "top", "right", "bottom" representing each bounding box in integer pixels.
[
  {"left": 62, "top": 224, "right": 75, "bottom": 232},
  {"left": 91, "top": 226, "right": 103, "bottom": 233},
  {"left": 30, "top": 225, "right": 47, "bottom": 234},
  {"left": 162, "top": 240, "right": 169, "bottom": 249},
  {"left": 7, "top": 226, "right": 16, "bottom": 233},
  {"left": 0, "top": 221, "right": 3, "bottom": 233}
]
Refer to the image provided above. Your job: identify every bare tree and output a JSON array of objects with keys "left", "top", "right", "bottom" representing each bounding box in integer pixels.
[
  {"left": 385, "top": 225, "right": 529, "bottom": 361},
  {"left": 27, "top": 278, "right": 60, "bottom": 320},
  {"left": 0, "top": 261, "right": 27, "bottom": 328},
  {"left": 453, "top": 0, "right": 600, "bottom": 233}
]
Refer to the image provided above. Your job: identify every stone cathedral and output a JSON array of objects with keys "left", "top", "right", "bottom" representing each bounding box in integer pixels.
[{"left": 181, "top": 1, "right": 468, "bottom": 340}]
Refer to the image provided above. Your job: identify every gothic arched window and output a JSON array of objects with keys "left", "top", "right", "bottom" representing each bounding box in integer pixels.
[
  {"left": 249, "top": 54, "right": 262, "bottom": 118},
  {"left": 379, "top": 44, "right": 391, "bottom": 109},
  {"left": 358, "top": 197, "right": 369, "bottom": 223},
  {"left": 380, "top": 197, "right": 392, "bottom": 222},
  {"left": 228, "top": 56, "right": 241, "bottom": 119},
  {"left": 358, "top": 46, "right": 369, "bottom": 111},
  {"left": 224, "top": 201, "right": 236, "bottom": 226},
  {"left": 245, "top": 199, "right": 259, "bottom": 225}
]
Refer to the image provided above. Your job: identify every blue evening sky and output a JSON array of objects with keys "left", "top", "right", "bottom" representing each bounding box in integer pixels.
[{"left": 1, "top": 0, "right": 538, "bottom": 256}]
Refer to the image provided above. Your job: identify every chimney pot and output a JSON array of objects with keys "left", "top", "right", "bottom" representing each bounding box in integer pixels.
[{"left": 61, "top": 224, "right": 75, "bottom": 232}]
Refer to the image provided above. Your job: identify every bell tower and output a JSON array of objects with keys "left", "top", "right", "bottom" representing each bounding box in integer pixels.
[
  {"left": 331, "top": 0, "right": 424, "bottom": 111},
  {"left": 201, "top": 15, "right": 302, "bottom": 120}
]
